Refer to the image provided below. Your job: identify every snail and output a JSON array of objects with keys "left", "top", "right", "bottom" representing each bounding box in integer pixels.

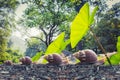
[
  {"left": 73, "top": 49, "right": 104, "bottom": 65},
  {"left": 4, "top": 60, "right": 13, "bottom": 65},
  {"left": 20, "top": 56, "right": 32, "bottom": 65},
  {"left": 44, "top": 54, "right": 63, "bottom": 65}
]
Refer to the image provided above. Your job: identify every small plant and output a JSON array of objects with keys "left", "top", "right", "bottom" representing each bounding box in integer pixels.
[
  {"left": 70, "top": 2, "right": 112, "bottom": 65},
  {"left": 20, "top": 56, "right": 32, "bottom": 65}
]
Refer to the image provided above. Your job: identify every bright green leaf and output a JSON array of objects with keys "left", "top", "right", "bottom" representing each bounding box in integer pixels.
[
  {"left": 41, "top": 58, "right": 48, "bottom": 64},
  {"left": 45, "top": 32, "right": 67, "bottom": 55},
  {"left": 65, "top": 39, "right": 70, "bottom": 46},
  {"left": 32, "top": 52, "right": 42, "bottom": 62},
  {"left": 105, "top": 53, "right": 120, "bottom": 65},
  {"left": 76, "top": 58, "right": 80, "bottom": 64},
  {"left": 105, "top": 36, "right": 120, "bottom": 65},
  {"left": 61, "top": 39, "right": 70, "bottom": 50},
  {"left": 89, "top": 6, "right": 98, "bottom": 25},
  {"left": 70, "top": 2, "right": 89, "bottom": 48},
  {"left": 70, "top": 2, "right": 98, "bottom": 48}
]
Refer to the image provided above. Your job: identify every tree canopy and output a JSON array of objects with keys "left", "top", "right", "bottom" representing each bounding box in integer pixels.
[
  {"left": 0, "top": 0, "right": 19, "bottom": 63},
  {"left": 19, "top": 0, "right": 77, "bottom": 52}
]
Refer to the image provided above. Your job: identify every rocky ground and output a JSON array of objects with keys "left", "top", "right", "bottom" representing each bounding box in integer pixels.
[{"left": 0, "top": 64, "right": 120, "bottom": 80}]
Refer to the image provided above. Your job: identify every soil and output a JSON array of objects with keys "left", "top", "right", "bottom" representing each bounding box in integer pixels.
[{"left": 0, "top": 64, "right": 120, "bottom": 80}]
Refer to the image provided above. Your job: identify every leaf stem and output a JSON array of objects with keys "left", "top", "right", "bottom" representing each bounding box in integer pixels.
[{"left": 90, "top": 27, "right": 112, "bottom": 66}]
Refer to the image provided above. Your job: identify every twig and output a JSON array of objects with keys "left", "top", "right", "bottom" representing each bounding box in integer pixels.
[{"left": 90, "top": 27, "right": 112, "bottom": 66}]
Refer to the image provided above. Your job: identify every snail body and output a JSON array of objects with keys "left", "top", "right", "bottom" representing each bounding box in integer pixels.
[
  {"left": 4, "top": 60, "right": 13, "bottom": 65},
  {"left": 20, "top": 56, "right": 32, "bottom": 65},
  {"left": 73, "top": 49, "right": 98, "bottom": 64},
  {"left": 44, "top": 54, "right": 62, "bottom": 65}
]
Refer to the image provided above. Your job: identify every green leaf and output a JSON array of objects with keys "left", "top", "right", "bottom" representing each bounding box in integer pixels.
[
  {"left": 32, "top": 52, "right": 42, "bottom": 62},
  {"left": 45, "top": 32, "right": 69, "bottom": 55},
  {"left": 89, "top": 6, "right": 98, "bottom": 25},
  {"left": 76, "top": 58, "right": 80, "bottom": 64},
  {"left": 105, "top": 53, "right": 120, "bottom": 65},
  {"left": 117, "top": 36, "right": 120, "bottom": 53},
  {"left": 105, "top": 36, "right": 120, "bottom": 65},
  {"left": 61, "top": 39, "right": 70, "bottom": 50},
  {"left": 41, "top": 58, "right": 48, "bottom": 64},
  {"left": 70, "top": 2, "right": 89, "bottom": 48},
  {"left": 70, "top": 2, "right": 98, "bottom": 48}
]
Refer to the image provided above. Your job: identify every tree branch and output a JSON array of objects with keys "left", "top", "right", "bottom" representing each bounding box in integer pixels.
[
  {"left": 47, "top": 24, "right": 56, "bottom": 45},
  {"left": 39, "top": 26, "right": 47, "bottom": 37},
  {"left": 38, "top": 25, "right": 49, "bottom": 46}
]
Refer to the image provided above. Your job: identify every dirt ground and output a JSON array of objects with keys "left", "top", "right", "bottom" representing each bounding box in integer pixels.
[{"left": 0, "top": 64, "right": 120, "bottom": 80}]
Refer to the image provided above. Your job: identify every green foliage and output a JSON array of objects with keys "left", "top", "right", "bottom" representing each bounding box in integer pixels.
[
  {"left": 6, "top": 48, "right": 23, "bottom": 63},
  {"left": 105, "top": 2, "right": 120, "bottom": 19},
  {"left": 94, "top": 18, "right": 120, "bottom": 52},
  {"left": 0, "top": 48, "right": 23, "bottom": 64},
  {"left": 0, "top": 0, "right": 19, "bottom": 10},
  {"left": 70, "top": 2, "right": 98, "bottom": 48},
  {"left": 105, "top": 36, "right": 120, "bottom": 65},
  {"left": 45, "top": 32, "right": 70, "bottom": 55},
  {"left": 0, "top": 52, "right": 10, "bottom": 64},
  {"left": 89, "top": 6, "right": 98, "bottom": 25},
  {"left": 19, "top": 0, "right": 76, "bottom": 48},
  {"left": 41, "top": 58, "right": 48, "bottom": 64},
  {"left": 106, "top": 53, "right": 120, "bottom": 65},
  {"left": 0, "top": 29, "right": 11, "bottom": 63},
  {"left": 0, "top": 0, "right": 19, "bottom": 28},
  {"left": 0, "top": 0, "right": 19, "bottom": 63},
  {"left": 32, "top": 52, "right": 43, "bottom": 62},
  {"left": 25, "top": 38, "right": 44, "bottom": 57},
  {"left": 70, "top": 3, "right": 89, "bottom": 48}
]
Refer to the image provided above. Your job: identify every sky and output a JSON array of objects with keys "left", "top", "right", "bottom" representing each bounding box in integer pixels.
[
  {"left": 106, "top": 0, "right": 120, "bottom": 8},
  {"left": 15, "top": 4, "right": 27, "bottom": 20}
]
